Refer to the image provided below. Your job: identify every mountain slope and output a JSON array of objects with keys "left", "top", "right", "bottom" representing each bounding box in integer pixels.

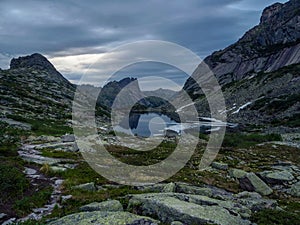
[
  {"left": 184, "top": 0, "right": 300, "bottom": 95},
  {"left": 0, "top": 53, "right": 109, "bottom": 134},
  {"left": 181, "top": 0, "right": 300, "bottom": 129},
  {"left": 0, "top": 53, "right": 75, "bottom": 120}
]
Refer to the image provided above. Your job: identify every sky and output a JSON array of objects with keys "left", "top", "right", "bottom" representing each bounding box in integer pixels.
[{"left": 0, "top": 0, "right": 288, "bottom": 90}]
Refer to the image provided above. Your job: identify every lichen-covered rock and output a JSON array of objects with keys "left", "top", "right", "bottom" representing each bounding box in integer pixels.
[
  {"left": 212, "top": 162, "right": 228, "bottom": 170},
  {"left": 171, "top": 221, "right": 184, "bottom": 225},
  {"left": 175, "top": 183, "right": 212, "bottom": 197},
  {"left": 259, "top": 170, "right": 295, "bottom": 184},
  {"left": 128, "top": 193, "right": 251, "bottom": 225},
  {"left": 239, "top": 173, "right": 273, "bottom": 196},
  {"left": 72, "top": 182, "right": 96, "bottom": 192},
  {"left": 80, "top": 200, "right": 123, "bottom": 212},
  {"left": 288, "top": 181, "right": 300, "bottom": 197},
  {"left": 229, "top": 168, "right": 248, "bottom": 179},
  {"left": 235, "top": 191, "right": 277, "bottom": 212},
  {"left": 162, "top": 182, "right": 176, "bottom": 192},
  {"left": 61, "top": 134, "right": 75, "bottom": 143},
  {"left": 47, "top": 211, "right": 159, "bottom": 225}
]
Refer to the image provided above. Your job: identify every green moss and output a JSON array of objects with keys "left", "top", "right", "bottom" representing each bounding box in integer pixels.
[
  {"left": 6, "top": 114, "right": 72, "bottom": 136},
  {"left": 13, "top": 186, "right": 53, "bottom": 217},
  {"left": 251, "top": 209, "right": 300, "bottom": 225},
  {"left": 0, "top": 162, "right": 29, "bottom": 202},
  {"left": 106, "top": 141, "right": 176, "bottom": 166},
  {"left": 41, "top": 149, "right": 81, "bottom": 160},
  {"left": 222, "top": 132, "right": 282, "bottom": 148}
]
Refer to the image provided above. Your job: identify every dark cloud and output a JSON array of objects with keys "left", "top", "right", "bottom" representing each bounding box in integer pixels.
[{"left": 0, "top": 0, "right": 288, "bottom": 87}]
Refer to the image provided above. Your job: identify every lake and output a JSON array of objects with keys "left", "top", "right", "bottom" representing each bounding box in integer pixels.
[{"left": 114, "top": 112, "right": 178, "bottom": 137}]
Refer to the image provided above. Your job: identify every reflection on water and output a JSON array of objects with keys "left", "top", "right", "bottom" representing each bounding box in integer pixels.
[{"left": 114, "top": 112, "right": 178, "bottom": 137}]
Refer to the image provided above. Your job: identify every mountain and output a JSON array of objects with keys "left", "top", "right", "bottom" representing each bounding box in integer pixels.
[
  {"left": 98, "top": 78, "right": 177, "bottom": 110},
  {"left": 0, "top": 53, "right": 75, "bottom": 120},
  {"left": 144, "top": 88, "right": 177, "bottom": 100},
  {"left": 181, "top": 0, "right": 300, "bottom": 129},
  {"left": 0, "top": 53, "right": 109, "bottom": 132},
  {"left": 97, "top": 77, "right": 149, "bottom": 109}
]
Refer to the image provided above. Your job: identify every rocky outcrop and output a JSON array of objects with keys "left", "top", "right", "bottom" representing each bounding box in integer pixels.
[
  {"left": 178, "top": 0, "right": 300, "bottom": 127},
  {"left": 238, "top": 173, "right": 273, "bottom": 196},
  {"left": 184, "top": 0, "right": 300, "bottom": 89},
  {"left": 10, "top": 53, "right": 70, "bottom": 84},
  {"left": 47, "top": 211, "right": 159, "bottom": 225},
  {"left": 80, "top": 200, "right": 123, "bottom": 212},
  {"left": 288, "top": 181, "right": 300, "bottom": 197}
]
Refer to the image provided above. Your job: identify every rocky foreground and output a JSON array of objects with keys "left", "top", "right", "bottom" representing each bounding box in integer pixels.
[{"left": 1, "top": 133, "right": 299, "bottom": 225}]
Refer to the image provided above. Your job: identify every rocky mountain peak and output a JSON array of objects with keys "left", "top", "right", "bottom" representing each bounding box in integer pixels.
[
  {"left": 260, "top": 2, "right": 283, "bottom": 24},
  {"left": 183, "top": 0, "right": 300, "bottom": 88},
  {"left": 10, "top": 53, "right": 70, "bottom": 84},
  {"left": 10, "top": 53, "right": 55, "bottom": 71}
]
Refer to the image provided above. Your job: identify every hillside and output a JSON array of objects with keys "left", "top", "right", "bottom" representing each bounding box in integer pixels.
[{"left": 181, "top": 0, "right": 300, "bottom": 129}]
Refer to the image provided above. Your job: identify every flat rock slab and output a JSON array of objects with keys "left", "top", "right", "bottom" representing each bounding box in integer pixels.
[
  {"left": 212, "top": 162, "right": 229, "bottom": 170},
  {"left": 80, "top": 200, "right": 123, "bottom": 212},
  {"left": 259, "top": 170, "right": 295, "bottom": 184},
  {"left": 47, "top": 211, "right": 159, "bottom": 225},
  {"left": 128, "top": 193, "right": 251, "bottom": 225}
]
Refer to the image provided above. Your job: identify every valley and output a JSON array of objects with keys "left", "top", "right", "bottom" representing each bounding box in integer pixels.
[{"left": 0, "top": 0, "right": 300, "bottom": 224}]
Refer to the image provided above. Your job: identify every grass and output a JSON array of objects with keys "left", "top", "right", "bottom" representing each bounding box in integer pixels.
[
  {"left": 6, "top": 114, "right": 72, "bottom": 136},
  {"left": 106, "top": 141, "right": 176, "bottom": 166},
  {"left": 251, "top": 209, "right": 300, "bottom": 225},
  {"left": 0, "top": 162, "right": 29, "bottom": 203},
  {"left": 41, "top": 149, "right": 82, "bottom": 160},
  {"left": 222, "top": 132, "right": 282, "bottom": 148},
  {"left": 13, "top": 186, "right": 53, "bottom": 217}
]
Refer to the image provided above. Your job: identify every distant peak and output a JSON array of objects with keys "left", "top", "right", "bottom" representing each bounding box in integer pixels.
[
  {"left": 260, "top": 2, "right": 283, "bottom": 23},
  {"left": 10, "top": 53, "right": 55, "bottom": 71}
]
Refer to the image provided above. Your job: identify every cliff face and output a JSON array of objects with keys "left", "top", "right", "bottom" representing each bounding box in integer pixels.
[
  {"left": 184, "top": 0, "right": 300, "bottom": 93},
  {"left": 181, "top": 0, "right": 300, "bottom": 128}
]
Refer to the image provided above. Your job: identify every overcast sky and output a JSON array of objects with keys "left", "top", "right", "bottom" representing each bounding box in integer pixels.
[{"left": 0, "top": 0, "right": 287, "bottom": 90}]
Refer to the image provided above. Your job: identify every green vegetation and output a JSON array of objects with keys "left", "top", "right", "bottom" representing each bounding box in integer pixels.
[
  {"left": 6, "top": 114, "right": 72, "bottom": 136},
  {"left": 251, "top": 209, "right": 300, "bottom": 225},
  {"left": 271, "top": 113, "right": 300, "bottom": 128},
  {"left": 0, "top": 162, "right": 29, "bottom": 202},
  {"left": 106, "top": 141, "right": 176, "bottom": 166},
  {"left": 13, "top": 186, "right": 53, "bottom": 217},
  {"left": 222, "top": 132, "right": 282, "bottom": 148},
  {"left": 41, "top": 149, "right": 81, "bottom": 160}
]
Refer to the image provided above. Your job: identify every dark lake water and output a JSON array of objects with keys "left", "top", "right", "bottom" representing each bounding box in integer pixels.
[{"left": 114, "top": 112, "right": 178, "bottom": 137}]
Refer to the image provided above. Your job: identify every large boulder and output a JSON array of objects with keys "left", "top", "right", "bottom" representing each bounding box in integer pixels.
[
  {"left": 61, "top": 134, "right": 75, "bottom": 143},
  {"left": 288, "top": 181, "right": 300, "bottom": 197},
  {"left": 238, "top": 173, "right": 273, "bottom": 196},
  {"left": 229, "top": 169, "right": 248, "bottom": 179},
  {"left": 128, "top": 193, "right": 251, "bottom": 225},
  {"left": 47, "top": 211, "right": 159, "bottom": 225},
  {"left": 80, "top": 200, "right": 123, "bottom": 212},
  {"left": 259, "top": 170, "right": 295, "bottom": 184},
  {"left": 72, "top": 182, "right": 96, "bottom": 192},
  {"left": 212, "top": 162, "right": 228, "bottom": 171},
  {"left": 175, "top": 183, "right": 213, "bottom": 197}
]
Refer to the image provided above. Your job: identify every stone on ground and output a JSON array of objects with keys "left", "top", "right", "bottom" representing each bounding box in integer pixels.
[
  {"left": 259, "top": 170, "right": 295, "bottom": 184},
  {"left": 229, "top": 168, "right": 248, "bottom": 179},
  {"left": 128, "top": 193, "right": 251, "bottom": 225},
  {"left": 288, "top": 181, "right": 300, "bottom": 197},
  {"left": 80, "top": 200, "right": 123, "bottom": 212},
  {"left": 72, "top": 182, "right": 96, "bottom": 192},
  {"left": 47, "top": 211, "right": 159, "bottom": 225},
  {"left": 212, "top": 162, "right": 229, "bottom": 170},
  {"left": 239, "top": 172, "right": 273, "bottom": 196}
]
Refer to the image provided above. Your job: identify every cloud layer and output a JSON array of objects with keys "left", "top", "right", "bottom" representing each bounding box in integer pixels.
[{"left": 0, "top": 0, "right": 287, "bottom": 88}]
